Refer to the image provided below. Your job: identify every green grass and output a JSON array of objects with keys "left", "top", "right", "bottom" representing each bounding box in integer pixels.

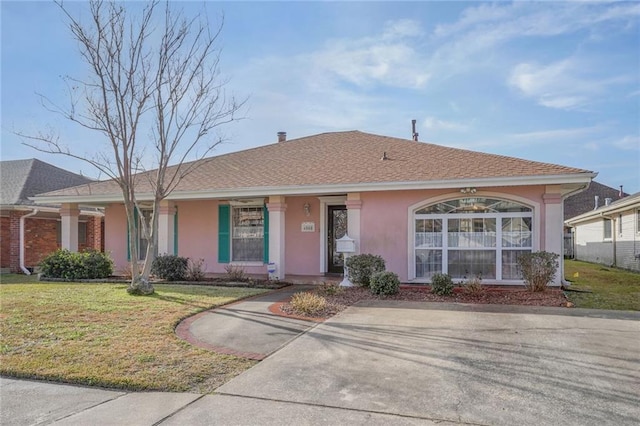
[
  {"left": 564, "top": 260, "right": 640, "bottom": 311},
  {"left": 0, "top": 276, "right": 268, "bottom": 392}
]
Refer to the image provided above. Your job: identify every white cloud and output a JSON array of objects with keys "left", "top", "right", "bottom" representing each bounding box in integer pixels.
[
  {"left": 308, "top": 19, "right": 430, "bottom": 90},
  {"left": 510, "top": 126, "right": 603, "bottom": 142},
  {"left": 613, "top": 135, "right": 640, "bottom": 151},
  {"left": 508, "top": 59, "right": 627, "bottom": 110},
  {"left": 423, "top": 116, "right": 468, "bottom": 132}
]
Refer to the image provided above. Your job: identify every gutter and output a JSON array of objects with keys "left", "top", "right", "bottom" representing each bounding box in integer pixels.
[{"left": 20, "top": 209, "right": 39, "bottom": 275}]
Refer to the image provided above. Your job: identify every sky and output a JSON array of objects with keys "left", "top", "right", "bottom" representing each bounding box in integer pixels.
[{"left": 1, "top": 1, "right": 639, "bottom": 193}]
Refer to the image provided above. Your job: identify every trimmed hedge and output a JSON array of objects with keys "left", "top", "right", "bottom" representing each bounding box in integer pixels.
[
  {"left": 370, "top": 271, "right": 400, "bottom": 295},
  {"left": 151, "top": 254, "right": 188, "bottom": 281},
  {"left": 345, "top": 254, "right": 386, "bottom": 287},
  {"left": 39, "top": 249, "right": 113, "bottom": 280}
]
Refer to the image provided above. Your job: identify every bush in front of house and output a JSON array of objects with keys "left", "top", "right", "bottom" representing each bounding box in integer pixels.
[
  {"left": 39, "top": 249, "right": 113, "bottom": 280},
  {"left": 462, "top": 275, "right": 484, "bottom": 296},
  {"left": 151, "top": 254, "right": 188, "bottom": 281},
  {"left": 370, "top": 271, "right": 400, "bottom": 296},
  {"left": 516, "top": 251, "right": 560, "bottom": 292},
  {"left": 346, "top": 254, "right": 386, "bottom": 287},
  {"left": 430, "top": 273, "right": 454, "bottom": 296},
  {"left": 289, "top": 291, "right": 327, "bottom": 316}
]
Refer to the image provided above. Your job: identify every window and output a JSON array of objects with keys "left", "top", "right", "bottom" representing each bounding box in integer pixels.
[
  {"left": 603, "top": 218, "right": 612, "bottom": 240},
  {"left": 414, "top": 197, "right": 533, "bottom": 281},
  {"left": 232, "top": 206, "right": 264, "bottom": 262}
]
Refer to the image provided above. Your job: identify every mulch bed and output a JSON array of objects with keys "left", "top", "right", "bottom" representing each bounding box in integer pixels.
[{"left": 281, "top": 285, "right": 569, "bottom": 321}]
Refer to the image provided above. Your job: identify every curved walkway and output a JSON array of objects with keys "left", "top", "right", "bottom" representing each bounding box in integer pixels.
[{"left": 176, "top": 285, "right": 317, "bottom": 360}]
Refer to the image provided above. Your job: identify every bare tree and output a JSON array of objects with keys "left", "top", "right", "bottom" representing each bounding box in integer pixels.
[{"left": 18, "top": 0, "right": 244, "bottom": 294}]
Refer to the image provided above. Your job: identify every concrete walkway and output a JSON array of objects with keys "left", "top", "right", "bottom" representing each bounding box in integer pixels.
[
  {"left": 3, "top": 297, "right": 639, "bottom": 425},
  {"left": 176, "top": 284, "right": 318, "bottom": 359}
]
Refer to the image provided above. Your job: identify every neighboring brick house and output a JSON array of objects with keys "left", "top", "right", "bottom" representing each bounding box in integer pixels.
[
  {"left": 562, "top": 181, "right": 628, "bottom": 257},
  {"left": 34, "top": 131, "right": 596, "bottom": 285},
  {"left": 0, "top": 159, "right": 103, "bottom": 274},
  {"left": 565, "top": 192, "right": 640, "bottom": 272}
]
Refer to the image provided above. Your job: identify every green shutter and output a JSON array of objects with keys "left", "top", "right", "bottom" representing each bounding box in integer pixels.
[
  {"left": 218, "top": 204, "right": 230, "bottom": 263},
  {"left": 127, "top": 208, "right": 139, "bottom": 261},
  {"left": 173, "top": 208, "right": 178, "bottom": 255},
  {"left": 263, "top": 204, "right": 269, "bottom": 264}
]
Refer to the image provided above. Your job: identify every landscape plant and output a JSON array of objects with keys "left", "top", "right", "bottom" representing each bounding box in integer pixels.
[
  {"left": 430, "top": 273, "right": 454, "bottom": 296},
  {"left": 462, "top": 275, "right": 484, "bottom": 296},
  {"left": 289, "top": 292, "right": 327, "bottom": 316},
  {"left": 151, "top": 254, "right": 188, "bottom": 281},
  {"left": 517, "top": 251, "right": 560, "bottom": 292},
  {"left": 345, "top": 254, "right": 386, "bottom": 287},
  {"left": 187, "top": 258, "right": 206, "bottom": 281},
  {"left": 39, "top": 249, "right": 113, "bottom": 280},
  {"left": 224, "top": 264, "right": 247, "bottom": 282},
  {"left": 370, "top": 271, "right": 400, "bottom": 296}
]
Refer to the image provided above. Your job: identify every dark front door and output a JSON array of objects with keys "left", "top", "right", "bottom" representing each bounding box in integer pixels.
[{"left": 327, "top": 205, "right": 348, "bottom": 274}]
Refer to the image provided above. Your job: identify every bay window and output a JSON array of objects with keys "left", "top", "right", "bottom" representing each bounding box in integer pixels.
[{"left": 414, "top": 197, "right": 533, "bottom": 281}]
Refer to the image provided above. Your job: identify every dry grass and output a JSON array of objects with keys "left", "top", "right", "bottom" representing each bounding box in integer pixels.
[{"left": 0, "top": 278, "right": 267, "bottom": 392}]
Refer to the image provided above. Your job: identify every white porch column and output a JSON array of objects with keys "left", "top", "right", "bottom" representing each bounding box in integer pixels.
[
  {"left": 346, "top": 193, "right": 362, "bottom": 254},
  {"left": 543, "top": 186, "right": 563, "bottom": 285},
  {"left": 60, "top": 203, "right": 80, "bottom": 252},
  {"left": 157, "top": 200, "right": 176, "bottom": 255},
  {"left": 267, "top": 196, "right": 287, "bottom": 280}
]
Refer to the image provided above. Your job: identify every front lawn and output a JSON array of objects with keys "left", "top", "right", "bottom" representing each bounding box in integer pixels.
[
  {"left": 564, "top": 260, "right": 640, "bottom": 311},
  {"left": 0, "top": 277, "right": 268, "bottom": 392}
]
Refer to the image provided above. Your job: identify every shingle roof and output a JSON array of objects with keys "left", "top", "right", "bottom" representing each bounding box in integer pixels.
[
  {"left": 564, "top": 181, "right": 627, "bottom": 220},
  {"left": 39, "top": 131, "right": 592, "bottom": 198},
  {"left": 0, "top": 158, "right": 94, "bottom": 206}
]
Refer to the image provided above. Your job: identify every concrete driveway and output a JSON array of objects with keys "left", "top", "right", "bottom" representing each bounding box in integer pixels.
[{"left": 217, "top": 301, "right": 640, "bottom": 426}]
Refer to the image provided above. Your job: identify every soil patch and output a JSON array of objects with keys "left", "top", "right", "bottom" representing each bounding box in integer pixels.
[{"left": 281, "top": 286, "right": 568, "bottom": 321}]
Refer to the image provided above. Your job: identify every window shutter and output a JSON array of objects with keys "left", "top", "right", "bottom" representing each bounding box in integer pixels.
[
  {"left": 127, "top": 208, "right": 139, "bottom": 261},
  {"left": 263, "top": 204, "right": 269, "bottom": 264},
  {"left": 218, "top": 204, "right": 230, "bottom": 263}
]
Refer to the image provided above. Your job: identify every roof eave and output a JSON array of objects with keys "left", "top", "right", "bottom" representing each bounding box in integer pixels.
[
  {"left": 565, "top": 195, "right": 640, "bottom": 225},
  {"left": 31, "top": 172, "right": 596, "bottom": 205}
]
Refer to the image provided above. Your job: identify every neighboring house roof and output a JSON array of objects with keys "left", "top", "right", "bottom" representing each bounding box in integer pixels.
[
  {"left": 565, "top": 192, "right": 640, "bottom": 226},
  {"left": 0, "top": 158, "right": 94, "bottom": 206},
  {"left": 34, "top": 131, "right": 595, "bottom": 203},
  {"left": 564, "top": 181, "right": 627, "bottom": 221}
]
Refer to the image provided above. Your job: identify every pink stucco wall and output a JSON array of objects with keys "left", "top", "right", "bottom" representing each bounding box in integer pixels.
[
  {"left": 285, "top": 196, "right": 320, "bottom": 275},
  {"left": 102, "top": 186, "right": 549, "bottom": 280},
  {"left": 359, "top": 186, "right": 547, "bottom": 281},
  {"left": 104, "top": 203, "right": 128, "bottom": 273}
]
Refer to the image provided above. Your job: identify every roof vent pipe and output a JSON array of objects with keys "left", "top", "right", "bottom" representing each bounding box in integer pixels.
[
  {"left": 277, "top": 131, "right": 286, "bottom": 143},
  {"left": 594, "top": 196, "right": 599, "bottom": 210},
  {"left": 605, "top": 198, "right": 612, "bottom": 206},
  {"left": 411, "top": 119, "right": 419, "bottom": 141}
]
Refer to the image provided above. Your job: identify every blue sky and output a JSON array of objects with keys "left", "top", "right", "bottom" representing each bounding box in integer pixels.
[{"left": 2, "top": 1, "right": 639, "bottom": 193}]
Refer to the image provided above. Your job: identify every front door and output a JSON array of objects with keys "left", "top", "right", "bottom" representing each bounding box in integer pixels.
[{"left": 327, "top": 205, "right": 348, "bottom": 274}]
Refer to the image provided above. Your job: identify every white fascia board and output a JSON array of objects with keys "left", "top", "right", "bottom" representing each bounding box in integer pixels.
[
  {"left": 566, "top": 195, "right": 640, "bottom": 225},
  {"left": 31, "top": 173, "right": 596, "bottom": 205}
]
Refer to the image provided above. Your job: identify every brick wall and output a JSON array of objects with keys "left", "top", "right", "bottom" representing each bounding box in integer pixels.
[
  {"left": 9, "top": 211, "right": 23, "bottom": 272},
  {"left": 24, "top": 217, "right": 59, "bottom": 269},
  {"left": 0, "top": 216, "right": 10, "bottom": 268}
]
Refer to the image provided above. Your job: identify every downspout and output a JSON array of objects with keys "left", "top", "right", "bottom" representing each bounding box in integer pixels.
[{"left": 20, "top": 209, "right": 39, "bottom": 275}]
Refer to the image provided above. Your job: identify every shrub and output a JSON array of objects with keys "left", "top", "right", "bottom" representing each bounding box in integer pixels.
[
  {"left": 318, "top": 282, "right": 343, "bottom": 296},
  {"left": 516, "top": 251, "right": 560, "bottom": 292},
  {"left": 187, "top": 258, "right": 206, "bottom": 281},
  {"left": 462, "top": 275, "right": 484, "bottom": 296},
  {"left": 345, "top": 254, "right": 385, "bottom": 287},
  {"left": 39, "top": 249, "right": 113, "bottom": 280},
  {"left": 151, "top": 254, "right": 188, "bottom": 281},
  {"left": 224, "top": 264, "right": 247, "bottom": 281},
  {"left": 289, "top": 292, "right": 327, "bottom": 316},
  {"left": 370, "top": 271, "right": 400, "bottom": 296},
  {"left": 430, "top": 273, "right": 454, "bottom": 296}
]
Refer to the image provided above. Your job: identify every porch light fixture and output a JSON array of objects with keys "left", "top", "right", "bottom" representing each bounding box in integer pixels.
[
  {"left": 303, "top": 202, "right": 311, "bottom": 216},
  {"left": 460, "top": 187, "right": 477, "bottom": 194}
]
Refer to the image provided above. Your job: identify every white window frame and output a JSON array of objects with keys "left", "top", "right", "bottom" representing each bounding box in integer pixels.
[
  {"left": 408, "top": 192, "right": 540, "bottom": 283},
  {"left": 603, "top": 218, "right": 613, "bottom": 241},
  {"left": 229, "top": 201, "right": 265, "bottom": 265}
]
